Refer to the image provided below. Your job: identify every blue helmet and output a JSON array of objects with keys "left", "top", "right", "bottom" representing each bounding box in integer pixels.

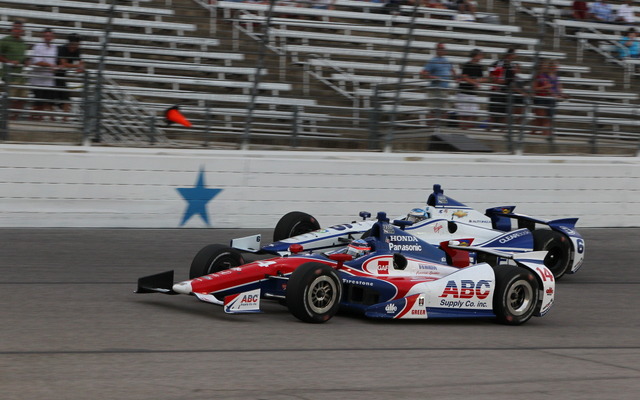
[{"left": 407, "top": 208, "right": 428, "bottom": 223}]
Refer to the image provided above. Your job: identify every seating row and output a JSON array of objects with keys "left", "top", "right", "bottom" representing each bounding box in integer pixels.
[
  {"left": 0, "top": 7, "right": 195, "bottom": 35},
  {"left": 0, "top": 0, "right": 172, "bottom": 17},
  {"left": 216, "top": 2, "right": 520, "bottom": 34},
  {"left": 0, "top": 21, "right": 220, "bottom": 51}
]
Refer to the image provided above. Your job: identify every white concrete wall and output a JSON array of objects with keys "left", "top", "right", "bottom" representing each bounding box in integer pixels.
[{"left": 1, "top": 144, "right": 638, "bottom": 228}]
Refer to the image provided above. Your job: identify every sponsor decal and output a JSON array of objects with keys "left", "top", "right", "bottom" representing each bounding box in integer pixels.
[
  {"left": 439, "top": 299, "right": 490, "bottom": 308},
  {"left": 558, "top": 226, "right": 576, "bottom": 235},
  {"left": 439, "top": 279, "right": 491, "bottom": 299},
  {"left": 224, "top": 289, "right": 260, "bottom": 313},
  {"left": 540, "top": 298, "right": 554, "bottom": 315},
  {"left": 378, "top": 260, "right": 390, "bottom": 275},
  {"left": 433, "top": 224, "right": 444, "bottom": 233},
  {"left": 546, "top": 287, "right": 554, "bottom": 296},
  {"left": 383, "top": 224, "right": 395, "bottom": 234},
  {"left": 498, "top": 230, "right": 528, "bottom": 244},
  {"left": 388, "top": 235, "right": 417, "bottom": 242},
  {"left": 437, "top": 194, "right": 448, "bottom": 204},
  {"left": 256, "top": 260, "right": 277, "bottom": 268},
  {"left": 418, "top": 297, "right": 425, "bottom": 307},
  {"left": 452, "top": 210, "right": 468, "bottom": 218},
  {"left": 385, "top": 303, "right": 398, "bottom": 314},
  {"left": 468, "top": 219, "right": 491, "bottom": 224},
  {"left": 418, "top": 264, "right": 437, "bottom": 270},
  {"left": 329, "top": 224, "right": 353, "bottom": 231},
  {"left": 501, "top": 208, "right": 511, "bottom": 214},
  {"left": 411, "top": 309, "right": 426, "bottom": 315},
  {"left": 343, "top": 278, "right": 374, "bottom": 287},
  {"left": 388, "top": 243, "right": 423, "bottom": 252}
]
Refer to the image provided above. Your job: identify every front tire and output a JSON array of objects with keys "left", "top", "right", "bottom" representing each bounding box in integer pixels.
[
  {"left": 533, "top": 229, "right": 571, "bottom": 280},
  {"left": 493, "top": 265, "right": 539, "bottom": 325},
  {"left": 189, "top": 244, "right": 245, "bottom": 279},
  {"left": 273, "top": 211, "right": 320, "bottom": 242},
  {"left": 286, "top": 263, "right": 342, "bottom": 323}
]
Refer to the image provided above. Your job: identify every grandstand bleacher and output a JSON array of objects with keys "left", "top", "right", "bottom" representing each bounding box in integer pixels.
[{"left": 0, "top": 0, "right": 638, "bottom": 155}]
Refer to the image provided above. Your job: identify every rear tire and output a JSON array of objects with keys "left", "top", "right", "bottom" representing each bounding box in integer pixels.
[
  {"left": 189, "top": 244, "right": 245, "bottom": 279},
  {"left": 533, "top": 229, "right": 571, "bottom": 280},
  {"left": 493, "top": 265, "right": 539, "bottom": 325},
  {"left": 273, "top": 211, "right": 320, "bottom": 242},
  {"left": 286, "top": 263, "right": 342, "bottom": 323}
]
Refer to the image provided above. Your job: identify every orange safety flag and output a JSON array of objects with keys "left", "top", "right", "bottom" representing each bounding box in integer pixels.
[{"left": 165, "top": 106, "right": 192, "bottom": 127}]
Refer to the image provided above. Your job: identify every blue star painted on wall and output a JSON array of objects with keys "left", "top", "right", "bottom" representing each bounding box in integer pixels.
[{"left": 176, "top": 167, "right": 222, "bottom": 226}]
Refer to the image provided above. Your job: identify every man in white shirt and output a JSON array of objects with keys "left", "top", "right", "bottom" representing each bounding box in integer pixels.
[
  {"left": 29, "top": 28, "right": 58, "bottom": 120},
  {"left": 616, "top": 0, "right": 636, "bottom": 24}
]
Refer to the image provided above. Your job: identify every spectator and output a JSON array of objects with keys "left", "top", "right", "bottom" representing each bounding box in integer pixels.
[
  {"left": 487, "top": 48, "right": 516, "bottom": 131},
  {"left": 615, "top": 0, "right": 637, "bottom": 25},
  {"left": 589, "top": 0, "right": 615, "bottom": 23},
  {"left": 29, "top": 28, "right": 58, "bottom": 121},
  {"left": 0, "top": 20, "right": 29, "bottom": 120},
  {"left": 420, "top": 42, "right": 456, "bottom": 120},
  {"left": 456, "top": 49, "right": 486, "bottom": 129},
  {"left": 506, "top": 62, "right": 528, "bottom": 126},
  {"left": 453, "top": 0, "right": 476, "bottom": 14},
  {"left": 617, "top": 28, "right": 639, "bottom": 59},
  {"left": 381, "top": 0, "right": 405, "bottom": 15},
  {"left": 423, "top": 1, "right": 447, "bottom": 9},
  {"left": 55, "top": 33, "right": 84, "bottom": 121},
  {"left": 531, "top": 59, "right": 568, "bottom": 136},
  {"left": 310, "top": 0, "right": 335, "bottom": 10},
  {"left": 572, "top": 1, "right": 589, "bottom": 20}
]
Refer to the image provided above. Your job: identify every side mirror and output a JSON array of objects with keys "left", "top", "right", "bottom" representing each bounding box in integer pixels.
[
  {"left": 289, "top": 244, "right": 304, "bottom": 254},
  {"left": 328, "top": 253, "right": 353, "bottom": 269}
]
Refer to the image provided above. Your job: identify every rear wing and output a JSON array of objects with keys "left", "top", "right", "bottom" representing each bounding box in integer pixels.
[{"left": 486, "top": 206, "right": 579, "bottom": 233}]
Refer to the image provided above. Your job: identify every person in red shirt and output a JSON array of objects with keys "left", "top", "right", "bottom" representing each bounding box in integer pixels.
[
  {"left": 572, "top": 1, "right": 588, "bottom": 20},
  {"left": 531, "top": 60, "right": 569, "bottom": 136}
]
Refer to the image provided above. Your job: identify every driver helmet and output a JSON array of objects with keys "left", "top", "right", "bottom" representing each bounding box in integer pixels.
[
  {"left": 346, "top": 239, "right": 371, "bottom": 258},
  {"left": 407, "top": 208, "right": 428, "bottom": 223}
]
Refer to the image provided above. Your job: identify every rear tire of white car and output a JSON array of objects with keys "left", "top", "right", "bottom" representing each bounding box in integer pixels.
[
  {"left": 273, "top": 211, "right": 321, "bottom": 242},
  {"left": 533, "top": 229, "right": 571, "bottom": 280},
  {"left": 189, "top": 244, "right": 245, "bottom": 279},
  {"left": 493, "top": 265, "right": 539, "bottom": 325},
  {"left": 286, "top": 262, "right": 342, "bottom": 323}
]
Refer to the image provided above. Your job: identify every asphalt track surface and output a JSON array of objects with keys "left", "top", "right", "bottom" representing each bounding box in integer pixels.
[{"left": 1, "top": 228, "right": 639, "bottom": 400}]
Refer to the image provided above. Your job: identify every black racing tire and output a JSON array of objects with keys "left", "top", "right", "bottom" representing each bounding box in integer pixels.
[
  {"left": 533, "top": 229, "right": 571, "bottom": 280},
  {"left": 189, "top": 244, "right": 245, "bottom": 279},
  {"left": 286, "top": 262, "right": 342, "bottom": 323},
  {"left": 273, "top": 211, "right": 321, "bottom": 242},
  {"left": 493, "top": 264, "right": 539, "bottom": 325}
]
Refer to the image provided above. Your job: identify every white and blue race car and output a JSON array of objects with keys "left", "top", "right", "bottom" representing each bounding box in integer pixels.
[{"left": 226, "top": 185, "right": 584, "bottom": 280}]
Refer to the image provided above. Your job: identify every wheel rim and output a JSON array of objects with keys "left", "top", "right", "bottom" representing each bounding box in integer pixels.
[
  {"left": 545, "top": 246, "right": 563, "bottom": 271},
  {"left": 206, "top": 253, "right": 238, "bottom": 274},
  {"left": 307, "top": 276, "right": 337, "bottom": 314},
  {"left": 506, "top": 279, "right": 534, "bottom": 316}
]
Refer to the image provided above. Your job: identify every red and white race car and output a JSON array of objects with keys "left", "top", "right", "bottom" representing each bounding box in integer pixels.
[{"left": 137, "top": 212, "right": 555, "bottom": 325}]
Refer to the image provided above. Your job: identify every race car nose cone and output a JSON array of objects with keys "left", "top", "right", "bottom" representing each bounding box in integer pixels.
[{"left": 172, "top": 281, "right": 192, "bottom": 294}]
